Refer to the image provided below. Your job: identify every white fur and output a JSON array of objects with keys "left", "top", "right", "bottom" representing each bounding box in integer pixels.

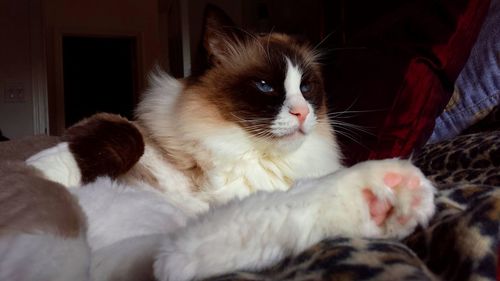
[
  {"left": 154, "top": 159, "right": 436, "bottom": 281},
  {"left": 28, "top": 71, "right": 340, "bottom": 207},
  {"left": 136, "top": 71, "right": 341, "bottom": 206},
  {"left": 193, "top": 125, "right": 341, "bottom": 204},
  {"left": 21, "top": 71, "right": 435, "bottom": 281},
  {"left": 21, "top": 71, "right": 341, "bottom": 280},
  {"left": 91, "top": 234, "right": 166, "bottom": 281},
  {"left": 271, "top": 57, "right": 316, "bottom": 138},
  {"left": 0, "top": 232, "right": 90, "bottom": 281},
  {"left": 26, "top": 142, "right": 81, "bottom": 187},
  {"left": 70, "top": 177, "right": 190, "bottom": 252},
  {"left": 69, "top": 178, "right": 192, "bottom": 280},
  {"left": 131, "top": 145, "right": 209, "bottom": 215}
]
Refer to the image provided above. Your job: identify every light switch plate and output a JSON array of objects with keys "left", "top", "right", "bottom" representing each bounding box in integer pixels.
[{"left": 4, "top": 82, "right": 26, "bottom": 103}]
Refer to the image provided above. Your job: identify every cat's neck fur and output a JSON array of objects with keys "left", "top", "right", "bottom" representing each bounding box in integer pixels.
[{"left": 134, "top": 72, "right": 342, "bottom": 205}]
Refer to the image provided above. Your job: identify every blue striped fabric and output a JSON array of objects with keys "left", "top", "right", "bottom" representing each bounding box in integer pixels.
[{"left": 428, "top": 0, "right": 500, "bottom": 143}]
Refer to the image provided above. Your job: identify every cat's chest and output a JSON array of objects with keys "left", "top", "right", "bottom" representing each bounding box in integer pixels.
[
  {"left": 188, "top": 130, "right": 301, "bottom": 199},
  {"left": 205, "top": 150, "right": 295, "bottom": 204},
  {"left": 136, "top": 144, "right": 293, "bottom": 208},
  {"left": 140, "top": 125, "right": 340, "bottom": 208}
]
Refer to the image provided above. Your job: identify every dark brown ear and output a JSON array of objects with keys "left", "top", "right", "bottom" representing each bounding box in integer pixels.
[{"left": 202, "top": 4, "right": 244, "bottom": 65}]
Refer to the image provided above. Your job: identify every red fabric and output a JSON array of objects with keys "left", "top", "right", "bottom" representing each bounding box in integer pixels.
[
  {"left": 368, "top": 60, "right": 446, "bottom": 160},
  {"left": 323, "top": 0, "right": 491, "bottom": 165},
  {"left": 369, "top": 0, "right": 492, "bottom": 161}
]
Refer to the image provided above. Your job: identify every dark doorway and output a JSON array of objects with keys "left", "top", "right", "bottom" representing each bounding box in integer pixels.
[{"left": 62, "top": 36, "right": 137, "bottom": 127}]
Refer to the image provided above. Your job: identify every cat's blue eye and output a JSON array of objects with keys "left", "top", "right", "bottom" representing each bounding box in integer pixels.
[
  {"left": 300, "top": 82, "right": 312, "bottom": 93},
  {"left": 255, "top": 80, "right": 274, "bottom": 93}
]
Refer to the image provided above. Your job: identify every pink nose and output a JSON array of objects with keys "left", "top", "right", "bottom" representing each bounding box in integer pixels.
[{"left": 289, "top": 105, "right": 310, "bottom": 124}]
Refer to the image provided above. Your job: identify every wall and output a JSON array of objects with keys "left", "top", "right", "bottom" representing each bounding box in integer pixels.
[
  {"left": 184, "top": 0, "right": 324, "bottom": 74},
  {"left": 186, "top": 0, "right": 243, "bottom": 73},
  {"left": 0, "top": 0, "right": 163, "bottom": 138},
  {"left": 0, "top": 0, "right": 35, "bottom": 139}
]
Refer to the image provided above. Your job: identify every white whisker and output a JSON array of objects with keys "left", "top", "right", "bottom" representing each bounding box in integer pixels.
[
  {"left": 327, "top": 108, "right": 386, "bottom": 117},
  {"left": 329, "top": 121, "right": 375, "bottom": 136},
  {"left": 333, "top": 128, "right": 371, "bottom": 151}
]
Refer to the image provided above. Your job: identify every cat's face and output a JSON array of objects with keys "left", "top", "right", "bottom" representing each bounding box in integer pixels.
[{"left": 192, "top": 6, "right": 327, "bottom": 149}]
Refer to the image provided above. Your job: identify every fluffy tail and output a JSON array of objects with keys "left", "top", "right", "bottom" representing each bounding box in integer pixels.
[{"left": 62, "top": 113, "right": 145, "bottom": 184}]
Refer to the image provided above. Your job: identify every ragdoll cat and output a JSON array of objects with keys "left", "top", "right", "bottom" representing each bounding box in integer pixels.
[{"left": 19, "top": 5, "right": 435, "bottom": 281}]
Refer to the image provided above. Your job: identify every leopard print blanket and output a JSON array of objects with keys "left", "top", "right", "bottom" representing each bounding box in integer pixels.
[{"left": 206, "top": 131, "right": 500, "bottom": 281}]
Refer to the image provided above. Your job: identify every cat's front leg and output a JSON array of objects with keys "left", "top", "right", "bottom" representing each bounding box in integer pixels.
[
  {"left": 318, "top": 158, "right": 436, "bottom": 240},
  {"left": 154, "top": 159, "right": 435, "bottom": 281}
]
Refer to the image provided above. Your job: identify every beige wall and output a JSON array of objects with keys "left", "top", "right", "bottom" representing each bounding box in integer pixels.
[
  {"left": 0, "top": 0, "right": 163, "bottom": 138},
  {"left": 0, "top": 0, "right": 35, "bottom": 139}
]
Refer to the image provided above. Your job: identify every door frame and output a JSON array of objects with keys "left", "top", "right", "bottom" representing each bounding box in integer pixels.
[
  {"left": 48, "top": 28, "right": 143, "bottom": 135},
  {"left": 30, "top": 0, "right": 49, "bottom": 135}
]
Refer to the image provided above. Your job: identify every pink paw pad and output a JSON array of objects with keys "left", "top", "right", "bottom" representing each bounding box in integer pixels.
[
  {"left": 383, "top": 172, "right": 421, "bottom": 190},
  {"left": 407, "top": 176, "right": 421, "bottom": 190},
  {"left": 383, "top": 172, "right": 403, "bottom": 188},
  {"left": 364, "top": 172, "right": 423, "bottom": 226},
  {"left": 397, "top": 215, "right": 411, "bottom": 225},
  {"left": 362, "top": 188, "right": 393, "bottom": 226}
]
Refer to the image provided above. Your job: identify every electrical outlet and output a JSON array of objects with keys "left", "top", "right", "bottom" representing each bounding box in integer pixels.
[{"left": 4, "top": 82, "right": 26, "bottom": 103}]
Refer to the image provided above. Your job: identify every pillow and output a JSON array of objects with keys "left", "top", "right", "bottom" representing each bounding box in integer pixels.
[
  {"left": 323, "top": 0, "right": 491, "bottom": 166},
  {"left": 428, "top": 0, "right": 500, "bottom": 143}
]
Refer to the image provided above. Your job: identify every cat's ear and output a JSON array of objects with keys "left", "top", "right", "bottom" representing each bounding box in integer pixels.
[{"left": 202, "top": 4, "right": 245, "bottom": 65}]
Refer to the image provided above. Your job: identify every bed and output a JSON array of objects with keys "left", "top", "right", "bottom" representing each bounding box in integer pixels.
[
  {"left": 0, "top": 129, "right": 498, "bottom": 281},
  {"left": 1, "top": 0, "right": 499, "bottom": 279}
]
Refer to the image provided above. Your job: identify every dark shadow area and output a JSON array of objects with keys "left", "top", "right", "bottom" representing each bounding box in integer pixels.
[{"left": 63, "top": 36, "right": 137, "bottom": 127}]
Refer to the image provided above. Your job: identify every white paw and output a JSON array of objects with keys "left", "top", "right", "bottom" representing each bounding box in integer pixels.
[
  {"left": 152, "top": 159, "right": 436, "bottom": 281},
  {"left": 344, "top": 159, "right": 436, "bottom": 239}
]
